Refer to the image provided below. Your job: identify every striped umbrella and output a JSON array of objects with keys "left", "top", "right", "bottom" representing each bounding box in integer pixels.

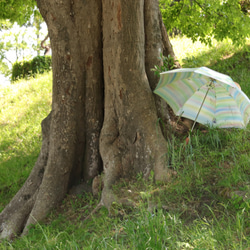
[{"left": 154, "top": 67, "right": 250, "bottom": 130}]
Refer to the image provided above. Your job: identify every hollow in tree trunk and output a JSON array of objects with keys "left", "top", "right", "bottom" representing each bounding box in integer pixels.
[{"left": 0, "top": 0, "right": 178, "bottom": 239}]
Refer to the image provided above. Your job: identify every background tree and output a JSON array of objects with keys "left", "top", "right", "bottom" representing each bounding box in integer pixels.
[
  {"left": 0, "top": 23, "right": 29, "bottom": 77},
  {"left": 160, "top": 0, "right": 250, "bottom": 45},
  {"left": 40, "top": 34, "right": 51, "bottom": 55},
  {"left": 0, "top": 0, "right": 36, "bottom": 25},
  {"left": 29, "top": 9, "right": 47, "bottom": 56},
  {"left": 0, "top": 20, "right": 13, "bottom": 77},
  {"left": 0, "top": 23, "right": 36, "bottom": 78},
  {"left": 0, "top": 11, "right": 47, "bottom": 79}
]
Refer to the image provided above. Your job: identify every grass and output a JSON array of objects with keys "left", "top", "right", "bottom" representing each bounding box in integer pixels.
[
  {"left": 0, "top": 37, "right": 250, "bottom": 249},
  {"left": 0, "top": 72, "right": 52, "bottom": 210}
]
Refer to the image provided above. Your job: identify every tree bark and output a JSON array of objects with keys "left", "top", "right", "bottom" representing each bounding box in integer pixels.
[
  {"left": 100, "top": 0, "right": 170, "bottom": 210},
  {"left": 1, "top": 0, "right": 104, "bottom": 239},
  {"left": 0, "top": 0, "right": 174, "bottom": 239}
]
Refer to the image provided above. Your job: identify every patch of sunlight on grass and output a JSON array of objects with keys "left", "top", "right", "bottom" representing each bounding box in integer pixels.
[
  {"left": 171, "top": 36, "right": 249, "bottom": 68},
  {"left": 0, "top": 72, "right": 52, "bottom": 210},
  {"left": 171, "top": 35, "right": 211, "bottom": 63}
]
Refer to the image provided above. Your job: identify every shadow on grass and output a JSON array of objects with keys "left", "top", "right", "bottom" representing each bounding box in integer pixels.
[{"left": 0, "top": 153, "right": 40, "bottom": 211}]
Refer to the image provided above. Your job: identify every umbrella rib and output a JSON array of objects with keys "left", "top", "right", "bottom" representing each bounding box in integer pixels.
[{"left": 190, "top": 81, "right": 212, "bottom": 132}]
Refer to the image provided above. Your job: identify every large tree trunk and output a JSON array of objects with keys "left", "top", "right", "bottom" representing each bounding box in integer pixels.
[
  {"left": 0, "top": 0, "right": 176, "bottom": 239},
  {"left": 100, "top": 0, "right": 170, "bottom": 210}
]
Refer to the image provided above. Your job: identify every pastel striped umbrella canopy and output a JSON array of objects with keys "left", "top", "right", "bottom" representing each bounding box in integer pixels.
[{"left": 154, "top": 67, "right": 250, "bottom": 128}]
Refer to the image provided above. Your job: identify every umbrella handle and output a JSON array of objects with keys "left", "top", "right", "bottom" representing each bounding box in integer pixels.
[{"left": 190, "top": 84, "right": 211, "bottom": 132}]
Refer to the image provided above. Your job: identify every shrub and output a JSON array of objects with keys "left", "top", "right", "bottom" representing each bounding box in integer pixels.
[{"left": 12, "top": 55, "right": 52, "bottom": 82}]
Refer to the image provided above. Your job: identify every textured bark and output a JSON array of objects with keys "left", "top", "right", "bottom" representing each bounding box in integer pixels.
[
  {"left": 144, "top": 0, "right": 171, "bottom": 138},
  {"left": 0, "top": 0, "right": 175, "bottom": 238},
  {"left": 100, "top": 0, "right": 170, "bottom": 210},
  {"left": 0, "top": 0, "right": 103, "bottom": 238},
  {"left": 21, "top": 0, "right": 104, "bottom": 233}
]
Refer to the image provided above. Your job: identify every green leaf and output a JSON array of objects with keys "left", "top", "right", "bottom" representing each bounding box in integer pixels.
[{"left": 160, "top": 0, "right": 250, "bottom": 46}]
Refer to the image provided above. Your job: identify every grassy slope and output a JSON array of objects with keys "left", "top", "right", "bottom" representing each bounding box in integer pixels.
[
  {"left": 0, "top": 38, "right": 250, "bottom": 249},
  {"left": 0, "top": 73, "right": 52, "bottom": 209}
]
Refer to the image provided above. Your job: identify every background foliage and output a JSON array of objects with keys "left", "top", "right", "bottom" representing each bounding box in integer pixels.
[
  {"left": 11, "top": 55, "right": 52, "bottom": 81},
  {"left": 160, "top": 0, "right": 250, "bottom": 45},
  {"left": 0, "top": 5, "right": 47, "bottom": 81},
  {"left": 0, "top": 0, "right": 36, "bottom": 25}
]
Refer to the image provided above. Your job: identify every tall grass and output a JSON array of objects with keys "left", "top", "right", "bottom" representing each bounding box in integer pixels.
[{"left": 0, "top": 38, "right": 250, "bottom": 249}]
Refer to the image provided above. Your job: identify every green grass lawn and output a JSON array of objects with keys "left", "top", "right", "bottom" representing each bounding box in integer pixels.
[
  {"left": 0, "top": 37, "right": 250, "bottom": 249},
  {"left": 0, "top": 73, "right": 52, "bottom": 209}
]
